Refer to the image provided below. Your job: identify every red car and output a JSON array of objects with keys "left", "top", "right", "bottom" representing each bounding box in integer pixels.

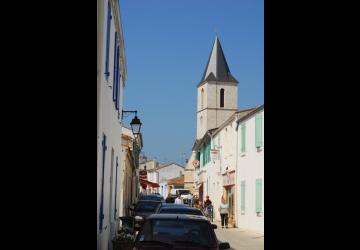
[{"left": 133, "top": 214, "right": 230, "bottom": 250}]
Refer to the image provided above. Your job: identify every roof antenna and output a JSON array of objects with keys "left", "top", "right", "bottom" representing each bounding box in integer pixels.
[{"left": 214, "top": 27, "right": 218, "bottom": 38}]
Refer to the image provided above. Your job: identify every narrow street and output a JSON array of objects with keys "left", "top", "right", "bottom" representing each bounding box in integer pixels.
[
  {"left": 97, "top": 1, "right": 264, "bottom": 249},
  {"left": 214, "top": 221, "right": 264, "bottom": 250}
]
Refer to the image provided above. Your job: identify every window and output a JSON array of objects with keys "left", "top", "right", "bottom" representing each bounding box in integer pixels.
[
  {"left": 255, "top": 179, "right": 263, "bottom": 214},
  {"left": 113, "top": 32, "right": 120, "bottom": 110},
  {"left": 220, "top": 88, "right": 225, "bottom": 107},
  {"left": 104, "top": 1, "right": 112, "bottom": 81},
  {"left": 201, "top": 88, "right": 204, "bottom": 109},
  {"left": 241, "top": 123, "right": 246, "bottom": 153},
  {"left": 255, "top": 113, "right": 263, "bottom": 148},
  {"left": 99, "top": 134, "right": 107, "bottom": 231},
  {"left": 241, "top": 181, "right": 245, "bottom": 212}
]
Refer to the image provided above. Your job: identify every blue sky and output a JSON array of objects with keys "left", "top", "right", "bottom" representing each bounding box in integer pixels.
[{"left": 120, "top": 0, "right": 263, "bottom": 165}]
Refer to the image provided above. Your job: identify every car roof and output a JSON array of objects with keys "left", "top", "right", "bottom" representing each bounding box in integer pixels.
[
  {"left": 159, "top": 206, "right": 201, "bottom": 211},
  {"left": 140, "top": 194, "right": 162, "bottom": 197},
  {"left": 147, "top": 214, "right": 209, "bottom": 221},
  {"left": 137, "top": 200, "right": 162, "bottom": 203},
  {"left": 160, "top": 203, "right": 188, "bottom": 207}
]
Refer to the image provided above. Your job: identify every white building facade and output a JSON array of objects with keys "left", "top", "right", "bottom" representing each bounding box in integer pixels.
[
  {"left": 97, "top": 1, "right": 127, "bottom": 250},
  {"left": 236, "top": 106, "right": 264, "bottom": 233},
  {"left": 191, "top": 36, "right": 263, "bottom": 233},
  {"left": 141, "top": 162, "right": 184, "bottom": 195}
]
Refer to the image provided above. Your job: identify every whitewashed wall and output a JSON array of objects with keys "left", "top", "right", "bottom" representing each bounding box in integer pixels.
[
  {"left": 200, "top": 119, "right": 238, "bottom": 222},
  {"left": 236, "top": 109, "right": 264, "bottom": 233},
  {"left": 97, "top": 1, "right": 126, "bottom": 249},
  {"left": 157, "top": 164, "right": 184, "bottom": 183}
]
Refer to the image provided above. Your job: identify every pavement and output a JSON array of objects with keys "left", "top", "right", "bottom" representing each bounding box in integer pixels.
[{"left": 213, "top": 221, "right": 264, "bottom": 250}]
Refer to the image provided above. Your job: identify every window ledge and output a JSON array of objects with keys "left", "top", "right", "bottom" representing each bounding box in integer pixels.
[
  {"left": 256, "top": 146, "right": 263, "bottom": 152},
  {"left": 240, "top": 152, "right": 246, "bottom": 157},
  {"left": 256, "top": 212, "right": 263, "bottom": 217}
]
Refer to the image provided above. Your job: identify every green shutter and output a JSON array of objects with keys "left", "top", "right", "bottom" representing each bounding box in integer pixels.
[
  {"left": 241, "top": 181, "right": 245, "bottom": 212},
  {"left": 205, "top": 142, "right": 208, "bottom": 164},
  {"left": 196, "top": 152, "right": 200, "bottom": 161},
  {"left": 256, "top": 179, "right": 263, "bottom": 213},
  {"left": 205, "top": 143, "right": 207, "bottom": 164},
  {"left": 208, "top": 143, "right": 211, "bottom": 162},
  {"left": 204, "top": 145, "right": 206, "bottom": 164},
  {"left": 202, "top": 145, "right": 205, "bottom": 167},
  {"left": 205, "top": 143, "right": 208, "bottom": 164},
  {"left": 255, "top": 113, "right": 263, "bottom": 148},
  {"left": 241, "top": 123, "right": 246, "bottom": 153}
]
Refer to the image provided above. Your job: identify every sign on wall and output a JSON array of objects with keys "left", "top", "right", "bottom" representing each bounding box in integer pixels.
[
  {"left": 139, "top": 170, "right": 147, "bottom": 180},
  {"left": 223, "top": 171, "right": 235, "bottom": 186},
  {"left": 192, "top": 159, "right": 200, "bottom": 167}
]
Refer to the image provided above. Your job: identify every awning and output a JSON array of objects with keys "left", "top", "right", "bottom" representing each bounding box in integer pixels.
[{"left": 139, "top": 178, "right": 160, "bottom": 188}]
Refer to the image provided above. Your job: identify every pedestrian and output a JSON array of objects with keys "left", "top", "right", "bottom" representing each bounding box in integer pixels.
[
  {"left": 174, "top": 194, "right": 183, "bottom": 204},
  {"left": 165, "top": 193, "right": 173, "bottom": 203},
  {"left": 187, "top": 192, "right": 193, "bottom": 207},
  {"left": 204, "top": 195, "right": 212, "bottom": 207},
  {"left": 219, "top": 196, "right": 229, "bottom": 228},
  {"left": 194, "top": 195, "right": 200, "bottom": 208}
]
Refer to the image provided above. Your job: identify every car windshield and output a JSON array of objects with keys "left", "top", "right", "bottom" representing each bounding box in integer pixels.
[
  {"left": 159, "top": 208, "right": 203, "bottom": 216},
  {"left": 135, "top": 202, "right": 160, "bottom": 212},
  {"left": 137, "top": 219, "right": 216, "bottom": 247}
]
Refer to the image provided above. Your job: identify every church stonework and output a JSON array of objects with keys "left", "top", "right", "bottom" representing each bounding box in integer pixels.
[{"left": 196, "top": 36, "right": 238, "bottom": 139}]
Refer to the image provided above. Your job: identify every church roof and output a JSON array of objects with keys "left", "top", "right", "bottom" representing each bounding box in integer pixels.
[{"left": 198, "top": 36, "right": 238, "bottom": 87}]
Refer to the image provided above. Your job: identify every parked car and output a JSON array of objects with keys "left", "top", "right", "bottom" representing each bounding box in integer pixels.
[
  {"left": 155, "top": 203, "right": 189, "bottom": 214},
  {"left": 134, "top": 214, "right": 231, "bottom": 250},
  {"left": 138, "top": 194, "right": 165, "bottom": 202},
  {"left": 157, "top": 205, "right": 204, "bottom": 216},
  {"left": 132, "top": 200, "right": 163, "bottom": 230}
]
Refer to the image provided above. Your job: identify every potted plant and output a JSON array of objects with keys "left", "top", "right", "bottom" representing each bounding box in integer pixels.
[{"left": 112, "top": 227, "right": 135, "bottom": 250}]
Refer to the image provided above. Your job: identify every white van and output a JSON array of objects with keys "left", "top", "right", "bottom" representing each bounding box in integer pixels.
[{"left": 170, "top": 189, "right": 191, "bottom": 204}]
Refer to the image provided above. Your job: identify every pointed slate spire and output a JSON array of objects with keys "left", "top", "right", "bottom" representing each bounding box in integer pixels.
[{"left": 199, "top": 36, "right": 238, "bottom": 86}]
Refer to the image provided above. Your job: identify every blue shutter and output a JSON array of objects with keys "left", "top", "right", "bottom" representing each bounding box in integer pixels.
[
  {"left": 99, "top": 134, "right": 107, "bottom": 231},
  {"left": 104, "top": 1, "right": 112, "bottom": 81},
  {"left": 114, "top": 156, "right": 118, "bottom": 219},
  {"left": 113, "top": 32, "right": 119, "bottom": 106},
  {"left": 116, "top": 52, "right": 121, "bottom": 111},
  {"left": 115, "top": 41, "right": 120, "bottom": 110}
]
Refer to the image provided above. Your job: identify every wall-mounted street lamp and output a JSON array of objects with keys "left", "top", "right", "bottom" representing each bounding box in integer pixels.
[{"left": 122, "top": 110, "right": 142, "bottom": 136}]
